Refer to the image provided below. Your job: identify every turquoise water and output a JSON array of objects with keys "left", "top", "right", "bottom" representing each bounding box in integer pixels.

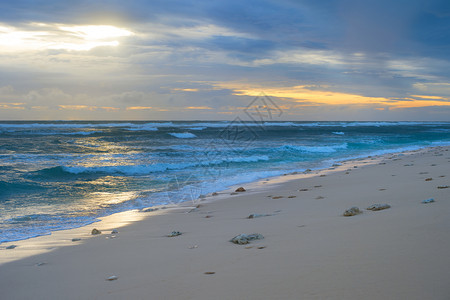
[{"left": 1, "top": 121, "right": 450, "bottom": 243}]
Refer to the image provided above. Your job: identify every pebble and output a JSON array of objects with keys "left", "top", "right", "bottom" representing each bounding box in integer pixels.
[
  {"left": 91, "top": 228, "right": 102, "bottom": 235},
  {"left": 168, "top": 231, "right": 182, "bottom": 237},
  {"left": 247, "top": 213, "right": 271, "bottom": 219},
  {"left": 421, "top": 198, "right": 435, "bottom": 204},
  {"left": 235, "top": 187, "right": 246, "bottom": 192},
  {"left": 230, "top": 233, "right": 264, "bottom": 245},
  {"left": 106, "top": 276, "right": 118, "bottom": 281},
  {"left": 366, "top": 204, "right": 391, "bottom": 211},
  {"left": 141, "top": 207, "right": 159, "bottom": 212},
  {"left": 343, "top": 207, "right": 361, "bottom": 216}
]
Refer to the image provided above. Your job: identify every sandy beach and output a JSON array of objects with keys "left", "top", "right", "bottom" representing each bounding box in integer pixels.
[{"left": 1, "top": 146, "right": 449, "bottom": 300}]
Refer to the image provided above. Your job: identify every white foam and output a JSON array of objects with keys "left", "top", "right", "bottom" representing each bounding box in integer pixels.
[
  {"left": 168, "top": 132, "right": 197, "bottom": 138},
  {"left": 278, "top": 143, "right": 348, "bottom": 153}
]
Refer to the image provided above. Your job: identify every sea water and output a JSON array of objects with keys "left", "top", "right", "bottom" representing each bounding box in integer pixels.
[{"left": 1, "top": 121, "right": 449, "bottom": 243}]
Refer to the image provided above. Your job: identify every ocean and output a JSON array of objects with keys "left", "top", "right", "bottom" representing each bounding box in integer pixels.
[{"left": 1, "top": 121, "right": 450, "bottom": 243}]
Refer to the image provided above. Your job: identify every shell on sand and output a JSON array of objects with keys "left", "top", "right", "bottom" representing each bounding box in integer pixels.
[
  {"left": 343, "top": 207, "right": 361, "bottom": 216},
  {"left": 230, "top": 233, "right": 264, "bottom": 245},
  {"left": 366, "top": 204, "right": 391, "bottom": 211}
]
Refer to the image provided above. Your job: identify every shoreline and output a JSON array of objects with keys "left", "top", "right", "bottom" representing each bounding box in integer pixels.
[
  {"left": 1, "top": 145, "right": 450, "bottom": 299},
  {"left": 0, "top": 145, "right": 445, "bottom": 265}
]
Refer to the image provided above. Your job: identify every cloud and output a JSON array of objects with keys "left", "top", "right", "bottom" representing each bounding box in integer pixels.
[
  {"left": 185, "top": 106, "right": 212, "bottom": 110},
  {"left": 0, "top": 102, "right": 25, "bottom": 109},
  {"left": 0, "top": 0, "right": 449, "bottom": 120},
  {"left": 126, "top": 106, "right": 153, "bottom": 110},
  {"left": 217, "top": 82, "right": 450, "bottom": 110}
]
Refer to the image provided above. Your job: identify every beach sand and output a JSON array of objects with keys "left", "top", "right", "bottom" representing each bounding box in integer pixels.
[{"left": 1, "top": 146, "right": 450, "bottom": 299}]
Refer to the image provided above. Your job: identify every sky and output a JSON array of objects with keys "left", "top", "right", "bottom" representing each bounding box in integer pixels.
[{"left": 0, "top": 0, "right": 449, "bottom": 121}]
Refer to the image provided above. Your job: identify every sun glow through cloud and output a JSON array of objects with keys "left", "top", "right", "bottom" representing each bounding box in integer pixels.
[{"left": 0, "top": 23, "right": 133, "bottom": 52}]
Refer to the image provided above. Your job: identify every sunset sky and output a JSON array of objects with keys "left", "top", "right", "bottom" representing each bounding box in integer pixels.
[{"left": 0, "top": 0, "right": 449, "bottom": 120}]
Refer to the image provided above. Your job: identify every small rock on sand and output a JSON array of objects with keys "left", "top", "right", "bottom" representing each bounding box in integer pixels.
[
  {"left": 212, "top": 192, "right": 219, "bottom": 196},
  {"left": 141, "top": 207, "right": 159, "bottom": 212},
  {"left": 343, "top": 207, "right": 361, "bottom": 216},
  {"left": 235, "top": 187, "right": 246, "bottom": 192},
  {"left": 247, "top": 213, "right": 271, "bottom": 219},
  {"left": 366, "top": 204, "right": 391, "bottom": 211},
  {"left": 272, "top": 196, "right": 283, "bottom": 199},
  {"left": 106, "top": 276, "right": 118, "bottom": 281},
  {"left": 288, "top": 195, "right": 296, "bottom": 198},
  {"left": 72, "top": 238, "right": 81, "bottom": 242},
  {"left": 6, "top": 245, "right": 17, "bottom": 249},
  {"left": 111, "top": 229, "right": 119, "bottom": 234},
  {"left": 425, "top": 178, "right": 433, "bottom": 181},
  {"left": 437, "top": 185, "right": 449, "bottom": 189},
  {"left": 421, "top": 198, "right": 435, "bottom": 204},
  {"left": 204, "top": 272, "right": 215, "bottom": 275},
  {"left": 230, "top": 233, "right": 264, "bottom": 245},
  {"left": 91, "top": 228, "right": 101, "bottom": 235},
  {"left": 168, "top": 231, "right": 182, "bottom": 237}
]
